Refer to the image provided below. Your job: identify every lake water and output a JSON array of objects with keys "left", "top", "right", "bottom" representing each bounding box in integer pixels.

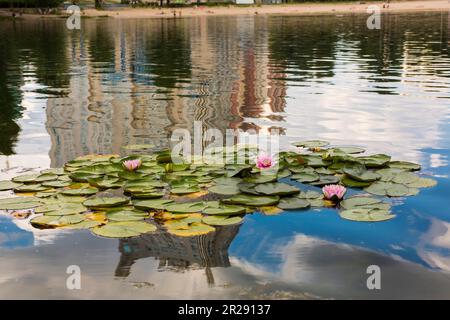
[{"left": 1, "top": 12, "right": 450, "bottom": 299}]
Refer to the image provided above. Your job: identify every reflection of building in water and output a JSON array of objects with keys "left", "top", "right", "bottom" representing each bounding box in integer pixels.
[
  {"left": 115, "top": 225, "right": 240, "bottom": 285},
  {"left": 45, "top": 18, "right": 287, "bottom": 167}
]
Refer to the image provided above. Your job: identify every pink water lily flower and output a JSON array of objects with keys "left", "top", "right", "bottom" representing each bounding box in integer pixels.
[
  {"left": 322, "top": 184, "right": 347, "bottom": 201},
  {"left": 255, "top": 154, "right": 275, "bottom": 169},
  {"left": 123, "top": 159, "right": 142, "bottom": 171}
]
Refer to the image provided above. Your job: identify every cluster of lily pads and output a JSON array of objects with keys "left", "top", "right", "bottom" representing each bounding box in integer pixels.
[{"left": 0, "top": 140, "right": 437, "bottom": 238}]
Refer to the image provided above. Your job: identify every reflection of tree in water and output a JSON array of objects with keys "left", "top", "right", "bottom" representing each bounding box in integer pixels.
[{"left": 115, "top": 225, "right": 240, "bottom": 285}]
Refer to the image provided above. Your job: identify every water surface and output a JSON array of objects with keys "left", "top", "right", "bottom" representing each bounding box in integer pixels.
[{"left": 1, "top": 12, "right": 450, "bottom": 299}]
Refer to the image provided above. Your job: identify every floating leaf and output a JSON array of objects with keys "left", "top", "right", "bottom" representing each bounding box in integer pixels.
[
  {"left": 0, "top": 181, "right": 22, "bottom": 191},
  {"left": 208, "top": 184, "right": 240, "bottom": 195},
  {"left": 41, "top": 168, "right": 65, "bottom": 176},
  {"left": 167, "top": 222, "right": 215, "bottom": 237},
  {"left": 407, "top": 177, "right": 437, "bottom": 188},
  {"left": 243, "top": 174, "right": 278, "bottom": 184},
  {"left": 133, "top": 199, "right": 174, "bottom": 211},
  {"left": 83, "top": 197, "right": 130, "bottom": 208},
  {"left": 389, "top": 161, "right": 421, "bottom": 171},
  {"left": 291, "top": 172, "right": 319, "bottom": 183},
  {"left": 87, "top": 176, "right": 122, "bottom": 189},
  {"left": 62, "top": 220, "right": 103, "bottom": 229},
  {"left": 92, "top": 221, "right": 157, "bottom": 238},
  {"left": 357, "top": 154, "right": 391, "bottom": 168},
  {"left": 165, "top": 202, "right": 206, "bottom": 213},
  {"left": 14, "top": 184, "right": 48, "bottom": 193},
  {"left": 334, "top": 147, "right": 365, "bottom": 154},
  {"left": 12, "top": 174, "right": 40, "bottom": 183},
  {"left": 61, "top": 187, "right": 98, "bottom": 196},
  {"left": 203, "top": 203, "right": 246, "bottom": 215},
  {"left": 36, "top": 203, "right": 86, "bottom": 216},
  {"left": 340, "top": 197, "right": 382, "bottom": 210},
  {"left": 203, "top": 215, "right": 243, "bottom": 226},
  {"left": 0, "top": 197, "right": 42, "bottom": 210},
  {"left": 277, "top": 198, "right": 310, "bottom": 210},
  {"left": 339, "top": 208, "right": 395, "bottom": 222},
  {"left": 31, "top": 214, "right": 86, "bottom": 228},
  {"left": 375, "top": 168, "right": 405, "bottom": 182},
  {"left": 309, "top": 175, "right": 339, "bottom": 187},
  {"left": 170, "top": 185, "right": 201, "bottom": 195},
  {"left": 35, "top": 173, "right": 58, "bottom": 182},
  {"left": 293, "top": 140, "right": 329, "bottom": 148},
  {"left": 222, "top": 194, "right": 279, "bottom": 206},
  {"left": 297, "top": 190, "right": 322, "bottom": 199},
  {"left": 69, "top": 172, "right": 101, "bottom": 183},
  {"left": 106, "top": 208, "right": 148, "bottom": 221},
  {"left": 340, "top": 176, "right": 371, "bottom": 188},
  {"left": 254, "top": 183, "right": 300, "bottom": 196},
  {"left": 343, "top": 163, "right": 380, "bottom": 182},
  {"left": 392, "top": 172, "right": 420, "bottom": 185},
  {"left": 364, "top": 181, "right": 411, "bottom": 197},
  {"left": 41, "top": 180, "right": 71, "bottom": 188}
]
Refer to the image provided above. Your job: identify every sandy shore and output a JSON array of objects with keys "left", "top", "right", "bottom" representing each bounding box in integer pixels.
[{"left": 1, "top": 1, "right": 450, "bottom": 19}]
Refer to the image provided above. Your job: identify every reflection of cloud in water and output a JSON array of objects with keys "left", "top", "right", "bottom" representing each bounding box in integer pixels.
[
  {"left": 229, "top": 234, "right": 450, "bottom": 299},
  {"left": 418, "top": 219, "right": 450, "bottom": 272}
]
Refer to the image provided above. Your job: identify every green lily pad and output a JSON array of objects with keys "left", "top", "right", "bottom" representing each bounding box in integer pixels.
[
  {"left": 340, "top": 197, "right": 382, "bottom": 210},
  {"left": 238, "top": 183, "right": 260, "bottom": 195},
  {"left": 203, "top": 203, "right": 246, "bottom": 215},
  {"left": 392, "top": 172, "right": 420, "bottom": 184},
  {"left": 0, "top": 181, "right": 22, "bottom": 191},
  {"left": 106, "top": 208, "right": 148, "bottom": 222},
  {"left": 389, "top": 161, "right": 421, "bottom": 171},
  {"left": 35, "top": 173, "right": 58, "bottom": 182},
  {"left": 293, "top": 140, "right": 329, "bottom": 148},
  {"left": 133, "top": 199, "right": 174, "bottom": 211},
  {"left": 340, "top": 176, "right": 371, "bottom": 188},
  {"left": 12, "top": 174, "right": 40, "bottom": 183},
  {"left": 309, "top": 175, "right": 340, "bottom": 187},
  {"left": 292, "top": 172, "right": 320, "bottom": 183},
  {"left": 14, "top": 184, "right": 48, "bottom": 193},
  {"left": 339, "top": 208, "right": 395, "bottom": 222},
  {"left": 170, "top": 185, "right": 201, "bottom": 195},
  {"left": 243, "top": 174, "right": 278, "bottom": 184},
  {"left": 208, "top": 184, "right": 240, "bottom": 195},
  {"left": 83, "top": 197, "right": 130, "bottom": 208},
  {"left": 37, "top": 203, "right": 87, "bottom": 216},
  {"left": 357, "top": 154, "right": 391, "bottom": 168},
  {"left": 288, "top": 166, "right": 315, "bottom": 174},
  {"left": 130, "top": 191, "right": 165, "bottom": 199},
  {"left": 222, "top": 194, "right": 279, "bottom": 206},
  {"left": 277, "top": 197, "right": 310, "bottom": 210},
  {"left": 334, "top": 147, "right": 365, "bottom": 154},
  {"left": 202, "top": 215, "right": 243, "bottom": 226},
  {"left": 31, "top": 214, "right": 86, "bottom": 228},
  {"left": 167, "top": 222, "right": 215, "bottom": 237},
  {"left": 41, "top": 180, "right": 72, "bottom": 188},
  {"left": 165, "top": 202, "right": 206, "bottom": 213},
  {"left": 41, "top": 168, "right": 65, "bottom": 176},
  {"left": 254, "top": 183, "right": 300, "bottom": 196},
  {"left": 61, "top": 187, "right": 98, "bottom": 196},
  {"left": 297, "top": 190, "right": 322, "bottom": 199},
  {"left": 62, "top": 220, "right": 103, "bottom": 229},
  {"left": 407, "top": 177, "right": 437, "bottom": 188},
  {"left": 376, "top": 168, "right": 406, "bottom": 182},
  {"left": 69, "top": 172, "right": 101, "bottom": 183},
  {"left": 343, "top": 163, "right": 380, "bottom": 182},
  {"left": 92, "top": 221, "right": 157, "bottom": 238},
  {"left": 87, "top": 176, "right": 122, "bottom": 189},
  {"left": 0, "top": 197, "right": 42, "bottom": 210},
  {"left": 364, "top": 181, "right": 411, "bottom": 197}
]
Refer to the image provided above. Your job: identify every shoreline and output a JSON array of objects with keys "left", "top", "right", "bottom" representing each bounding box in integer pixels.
[{"left": 1, "top": 1, "right": 450, "bottom": 20}]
